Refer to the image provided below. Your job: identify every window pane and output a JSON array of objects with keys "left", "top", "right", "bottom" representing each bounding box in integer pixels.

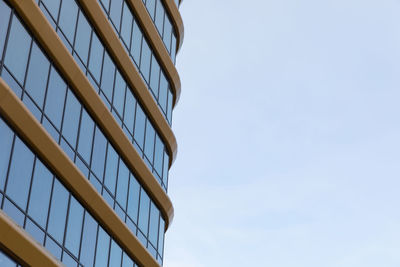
[
  {"left": 0, "top": 1, "right": 11, "bottom": 58},
  {"left": 123, "top": 91, "right": 135, "bottom": 133},
  {"left": 134, "top": 105, "right": 146, "bottom": 149},
  {"left": 41, "top": 0, "right": 61, "bottom": 20},
  {"left": 27, "top": 160, "right": 53, "bottom": 228},
  {"left": 62, "top": 90, "right": 81, "bottom": 147},
  {"left": 163, "top": 19, "right": 172, "bottom": 53},
  {"left": 127, "top": 175, "right": 139, "bottom": 222},
  {"left": 145, "top": 0, "right": 156, "bottom": 19},
  {"left": 158, "top": 72, "right": 168, "bottom": 112},
  {"left": 149, "top": 56, "right": 160, "bottom": 97},
  {"left": 122, "top": 252, "right": 133, "bottom": 267},
  {"left": 88, "top": 33, "right": 104, "bottom": 83},
  {"left": 171, "top": 34, "right": 177, "bottom": 62},
  {"left": 138, "top": 189, "right": 150, "bottom": 234},
  {"left": 77, "top": 110, "right": 94, "bottom": 164},
  {"left": 94, "top": 227, "right": 110, "bottom": 267},
  {"left": 154, "top": 135, "right": 163, "bottom": 176},
  {"left": 109, "top": 240, "right": 122, "bottom": 267},
  {"left": 158, "top": 217, "right": 165, "bottom": 257},
  {"left": 100, "top": 52, "right": 115, "bottom": 101},
  {"left": 24, "top": 43, "right": 49, "bottom": 108},
  {"left": 113, "top": 71, "right": 126, "bottom": 117},
  {"left": 0, "top": 250, "right": 17, "bottom": 267},
  {"left": 47, "top": 179, "right": 69, "bottom": 243},
  {"left": 144, "top": 121, "right": 155, "bottom": 162},
  {"left": 140, "top": 41, "right": 151, "bottom": 83},
  {"left": 6, "top": 137, "right": 34, "bottom": 210},
  {"left": 80, "top": 212, "right": 97, "bottom": 267},
  {"left": 104, "top": 144, "right": 118, "bottom": 194},
  {"left": 167, "top": 89, "right": 173, "bottom": 123},
  {"left": 130, "top": 21, "right": 142, "bottom": 65},
  {"left": 4, "top": 16, "right": 31, "bottom": 84},
  {"left": 116, "top": 160, "right": 129, "bottom": 209},
  {"left": 0, "top": 119, "right": 13, "bottom": 191},
  {"left": 162, "top": 151, "right": 169, "bottom": 186},
  {"left": 59, "top": 0, "right": 78, "bottom": 44},
  {"left": 45, "top": 67, "right": 67, "bottom": 130},
  {"left": 74, "top": 12, "right": 91, "bottom": 65},
  {"left": 121, "top": 2, "right": 132, "bottom": 48},
  {"left": 109, "top": 0, "right": 123, "bottom": 31},
  {"left": 154, "top": 0, "right": 164, "bottom": 36},
  {"left": 65, "top": 197, "right": 84, "bottom": 257},
  {"left": 91, "top": 127, "right": 107, "bottom": 179},
  {"left": 148, "top": 202, "right": 159, "bottom": 246}
]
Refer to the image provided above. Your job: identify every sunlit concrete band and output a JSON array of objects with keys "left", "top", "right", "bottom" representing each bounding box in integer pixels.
[
  {"left": 7, "top": 0, "right": 174, "bottom": 226},
  {"left": 0, "top": 210, "right": 61, "bottom": 267},
  {"left": 0, "top": 78, "right": 162, "bottom": 267}
]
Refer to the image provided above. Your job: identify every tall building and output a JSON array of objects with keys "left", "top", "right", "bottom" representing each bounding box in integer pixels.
[{"left": 0, "top": 0, "right": 183, "bottom": 266}]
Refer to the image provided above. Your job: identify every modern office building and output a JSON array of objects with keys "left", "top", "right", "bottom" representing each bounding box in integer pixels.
[{"left": 0, "top": 0, "right": 183, "bottom": 266}]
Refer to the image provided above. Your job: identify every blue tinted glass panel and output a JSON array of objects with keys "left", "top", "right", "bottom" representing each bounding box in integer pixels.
[
  {"left": 149, "top": 56, "right": 160, "bottom": 97},
  {"left": 100, "top": 52, "right": 115, "bottom": 101},
  {"left": 62, "top": 252, "right": 77, "bottom": 267},
  {"left": 91, "top": 127, "right": 107, "bottom": 179},
  {"left": 148, "top": 202, "right": 159, "bottom": 246},
  {"left": 138, "top": 189, "right": 150, "bottom": 233},
  {"left": 154, "top": 0, "right": 164, "bottom": 36},
  {"left": 167, "top": 89, "right": 173, "bottom": 122},
  {"left": 130, "top": 21, "right": 142, "bottom": 64},
  {"left": 134, "top": 105, "right": 146, "bottom": 149},
  {"left": 95, "top": 227, "right": 110, "bottom": 267},
  {"left": 65, "top": 197, "right": 84, "bottom": 257},
  {"left": 113, "top": 71, "right": 126, "bottom": 117},
  {"left": 25, "top": 43, "right": 49, "bottom": 108},
  {"left": 62, "top": 90, "right": 81, "bottom": 146},
  {"left": 171, "top": 34, "right": 177, "bottom": 63},
  {"left": 88, "top": 34, "right": 104, "bottom": 83},
  {"left": 0, "top": 120, "right": 13, "bottom": 191},
  {"left": 116, "top": 161, "right": 129, "bottom": 209},
  {"left": 110, "top": 0, "right": 123, "bottom": 30},
  {"left": 122, "top": 252, "right": 133, "bottom": 267},
  {"left": 158, "top": 217, "right": 165, "bottom": 257},
  {"left": 77, "top": 110, "right": 94, "bottom": 164},
  {"left": 4, "top": 17, "right": 31, "bottom": 84},
  {"left": 75, "top": 13, "right": 91, "bottom": 64},
  {"left": 140, "top": 41, "right": 151, "bottom": 83},
  {"left": 144, "top": 121, "right": 155, "bottom": 162},
  {"left": 47, "top": 179, "right": 69, "bottom": 243},
  {"left": 0, "top": 1, "right": 11, "bottom": 59},
  {"left": 154, "top": 135, "right": 163, "bottom": 176},
  {"left": 27, "top": 160, "right": 53, "bottom": 228},
  {"left": 0, "top": 250, "right": 17, "bottom": 267},
  {"left": 162, "top": 151, "right": 169, "bottom": 186},
  {"left": 59, "top": 0, "right": 78, "bottom": 43},
  {"left": 158, "top": 72, "right": 168, "bottom": 112},
  {"left": 109, "top": 240, "right": 122, "bottom": 267},
  {"left": 80, "top": 212, "right": 97, "bottom": 267},
  {"left": 121, "top": 2, "right": 132, "bottom": 48},
  {"left": 104, "top": 144, "right": 118, "bottom": 194},
  {"left": 41, "top": 0, "right": 61, "bottom": 20},
  {"left": 163, "top": 19, "right": 172, "bottom": 53},
  {"left": 145, "top": 0, "right": 156, "bottom": 19},
  {"left": 100, "top": 0, "right": 110, "bottom": 13},
  {"left": 127, "top": 175, "right": 139, "bottom": 222},
  {"left": 123, "top": 91, "right": 135, "bottom": 133},
  {"left": 45, "top": 67, "right": 67, "bottom": 129},
  {"left": 6, "top": 137, "right": 34, "bottom": 210}
]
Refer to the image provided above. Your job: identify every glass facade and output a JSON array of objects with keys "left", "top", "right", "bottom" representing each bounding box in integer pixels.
[
  {"left": 0, "top": 116, "right": 140, "bottom": 267},
  {"left": 98, "top": 0, "right": 176, "bottom": 119},
  {"left": 140, "top": 0, "right": 178, "bottom": 63},
  {"left": 0, "top": 1, "right": 165, "bottom": 263},
  {"left": 0, "top": 250, "right": 20, "bottom": 267},
  {"left": 34, "top": 0, "right": 171, "bottom": 190}
]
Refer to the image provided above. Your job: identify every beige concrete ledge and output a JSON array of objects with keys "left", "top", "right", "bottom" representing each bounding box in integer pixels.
[
  {"left": 0, "top": 78, "right": 161, "bottom": 267},
  {"left": 8, "top": 0, "right": 175, "bottom": 227},
  {"left": 0, "top": 211, "right": 61, "bottom": 267}
]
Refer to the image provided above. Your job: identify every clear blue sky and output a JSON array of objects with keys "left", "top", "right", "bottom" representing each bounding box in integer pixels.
[{"left": 165, "top": 0, "right": 400, "bottom": 266}]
